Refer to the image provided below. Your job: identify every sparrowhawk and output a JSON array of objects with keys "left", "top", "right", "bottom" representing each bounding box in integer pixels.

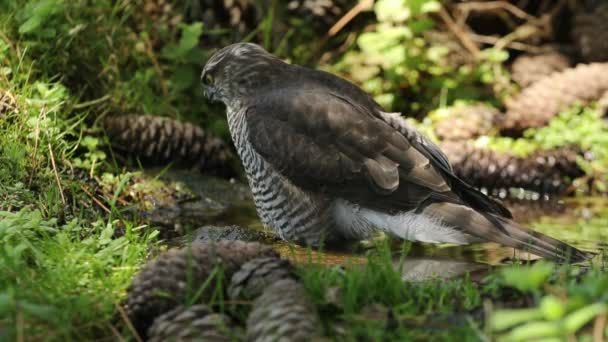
[{"left": 201, "top": 43, "right": 590, "bottom": 262}]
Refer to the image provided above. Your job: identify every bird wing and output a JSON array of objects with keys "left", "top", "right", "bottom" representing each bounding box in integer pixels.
[{"left": 245, "top": 88, "right": 510, "bottom": 217}]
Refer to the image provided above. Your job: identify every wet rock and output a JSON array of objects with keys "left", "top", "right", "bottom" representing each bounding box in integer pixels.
[
  {"left": 191, "top": 225, "right": 275, "bottom": 244},
  {"left": 137, "top": 169, "right": 260, "bottom": 238},
  {"left": 398, "top": 258, "right": 489, "bottom": 282}
]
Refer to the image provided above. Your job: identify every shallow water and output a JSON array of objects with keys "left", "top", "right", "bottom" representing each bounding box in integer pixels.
[{"left": 150, "top": 169, "right": 607, "bottom": 279}]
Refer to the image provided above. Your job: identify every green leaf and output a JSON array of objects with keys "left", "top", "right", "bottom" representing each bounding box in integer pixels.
[
  {"left": 162, "top": 22, "right": 203, "bottom": 60},
  {"left": 375, "top": 0, "right": 410, "bottom": 23},
  {"left": 18, "top": 0, "right": 64, "bottom": 35},
  {"left": 19, "top": 16, "right": 42, "bottom": 34},
  {"left": 500, "top": 261, "right": 555, "bottom": 292},
  {"left": 421, "top": 1, "right": 441, "bottom": 13}
]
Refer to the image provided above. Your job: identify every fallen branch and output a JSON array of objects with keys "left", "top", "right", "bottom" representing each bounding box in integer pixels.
[
  {"left": 327, "top": 0, "right": 373, "bottom": 37},
  {"left": 437, "top": 5, "right": 480, "bottom": 59},
  {"left": 48, "top": 143, "right": 67, "bottom": 207}
]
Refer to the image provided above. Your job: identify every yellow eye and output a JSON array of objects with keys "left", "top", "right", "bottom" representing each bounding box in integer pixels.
[{"left": 204, "top": 74, "right": 214, "bottom": 85}]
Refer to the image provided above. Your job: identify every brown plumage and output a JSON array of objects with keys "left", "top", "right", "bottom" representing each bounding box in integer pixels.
[{"left": 201, "top": 43, "right": 592, "bottom": 262}]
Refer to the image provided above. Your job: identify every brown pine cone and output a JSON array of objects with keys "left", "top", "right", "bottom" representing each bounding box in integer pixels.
[
  {"left": 502, "top": 63, "right": 608, "bottom": 135},
  {"left": 103, "top": 115, "right": 235, "bottom": 176},
  {"left": 125, "top": 241, "right": 277, "bottom": 335},
  {"left": 147, "top": 304, "right": 237, "bottom": 342},
  {"left": 434, "top": 104, "right": 501, "bottom": 141},
  {"left": 572, "top": 1, "right": 608, "bottom": 62},
  {"left": 186, "top": 0, "right": 260, "bottom": 45},
  {"left": 228, "top": 257, "right": 295, "bottom": 301},
  {"left": 133, "top": 0, "right": 184, "bottom": 50},
  {"left": 143, "top": 0, "right": 182, "bottom": 27},
  {"left": 441, "top": 141, "right": 586, "bottom": 197},
  {"left": 511, "top": 50, "right": 572, "bottom": 88},
  {"left": 285, "top": 0, "right": 354, "bottom": 30},
  {"left": 246, "top": 278, "right": 321, "bottom": 342},
  {"left": 0, "top": 89, "right": 16, "bottom": 118}
]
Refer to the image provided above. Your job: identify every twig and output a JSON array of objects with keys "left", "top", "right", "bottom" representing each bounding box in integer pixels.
[
  {"left": 437, "top": 6, "right": 480, "bottom": 59},
  {"left": 16, "top": 310, "right": 24, "bottom": 342},
  {"left": 72, "top": 94, "right": 111, "bottom": 109},
  {"left": 468, "top": 33, "right": 542, "bottom": 53},
  {"left": 108, "top": 323, "right": 126, "bottom": 342},
  {"left": 28, "top": 107, "right": 43, "bottom": 187},
  {"left": 327, "top": 0, "right": 373, "bottom": 37},
  {"left": 80, "top": 185, "right": 111, "bottom": 214},
  {"left": 492, "top": 24, "right": 543, "bottom": 51},
  {"left": 456, "top": 1, "right": 537, "bottom": 22},
  {"left": 141, "top": 34, "right": 168, "bottom": 98},
  {"left": 593, "top": 313, "right": 606, "bottom": 342},
  {"left": 48, "top": 143, "right": 67, "bottom": 207},
  {"left": 0, "top": 29, "right": 19, "bottom": 57},
  {"left": 115, "top": 302, "right": 143, "bottom": 342}
]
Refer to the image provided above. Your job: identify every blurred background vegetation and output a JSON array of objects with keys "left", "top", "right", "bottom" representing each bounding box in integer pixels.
[
  {"left": 0, "top": 0, "right": 607, "bottom": 340},
  {"left": 2, "top": 0, "right": 607, "bottom": 197}
]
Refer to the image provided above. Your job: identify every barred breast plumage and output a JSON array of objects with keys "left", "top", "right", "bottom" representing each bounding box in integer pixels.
[{"left": 227, "top": 105, "right": 340, "bottom": 245}]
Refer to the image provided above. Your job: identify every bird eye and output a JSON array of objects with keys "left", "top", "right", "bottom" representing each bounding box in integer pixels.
[{"left": 203, "top": 74, "right": 214, "bottom": 85}]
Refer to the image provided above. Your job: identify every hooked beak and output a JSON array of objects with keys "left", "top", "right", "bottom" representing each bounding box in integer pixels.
[{"left": 203, "top": 85, "right": 218, "bottom": 102}]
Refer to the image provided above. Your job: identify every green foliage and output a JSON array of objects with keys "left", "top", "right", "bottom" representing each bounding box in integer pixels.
[
  {"left": 0, "top": 208, "right": 158, "bottom": 340},
  {"left": 499, "top": 261, "right": 555, "bottom": 293},
  {"left": 2, "top": 0, "right": 227, "bottom": 137},
  {"left": 299, "top": 242, "right": 481, "bottom": 339},
  {"left": 17, "top": 0, "right": 65, "bottom": 37},
  {"left": 333, "top": 0, "right": 508, "bottom": 115},
  {"left": 489, "top": 268, "right": 608, "bottom": 341}
]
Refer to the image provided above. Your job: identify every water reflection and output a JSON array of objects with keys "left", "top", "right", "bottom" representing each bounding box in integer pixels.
[
  {"left": 397, "top": 258, "right": 489, "bottom": 282},
  {"left": 154, "top": 170, "right": 606, "bottom": 271}
]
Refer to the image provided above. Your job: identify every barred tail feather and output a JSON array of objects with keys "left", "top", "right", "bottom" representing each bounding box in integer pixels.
[{"left": 422, "top": 202, "right": 593, "bottom": 263}]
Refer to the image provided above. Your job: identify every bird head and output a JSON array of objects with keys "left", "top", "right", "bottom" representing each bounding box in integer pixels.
[{"left": 201, "top": 43, "right": 281, "bottom": 105}]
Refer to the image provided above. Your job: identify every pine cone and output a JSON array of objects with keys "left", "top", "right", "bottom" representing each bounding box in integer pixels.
[
  {"left": 187, "top": 0, "right": 260, "bottom": 45},
  {"left": 246, "top": 278, "right": 321, "bottom": 342},
  {"left": 572, "top": 1, "right": 608, "bottom": 62},
  {"left": 434, "top": 104, "right": 501, "bottom": 141},
  {"left": 125, "top": 241, "right": 277, "bottom": 335},
  {"left": 147, "top": 304, "right": 237, "bottom": 342},
  {"left": 228, "top": 257, "right": 295, "bottom": 300},
  {"left": 0, "top": 89, "right": 16, "bottom": 118},
  {"left": 511, "top": 50, "right": 572, "bottom": 88},
  {"left": 143, "top": 0, "right": 182, "bottom": 27},
  {"left": 134, "top": 0, "right": 183, "bottom": 50},
  {"left": 502, "top": 63, "right": 608, "bottom": 135},
  {"left": 103, "top": 115, "right": 235, "bottom": 176},
  {"left": 441, "top": 141, "right": 586, "bottom": 197},
  {"left": 286, "top": 0, "right": 354, "bottom": 30}
]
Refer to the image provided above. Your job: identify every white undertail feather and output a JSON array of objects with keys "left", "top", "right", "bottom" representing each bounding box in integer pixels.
[{"left": 332, "top": 199, "right": 477, "bottom": 244}]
